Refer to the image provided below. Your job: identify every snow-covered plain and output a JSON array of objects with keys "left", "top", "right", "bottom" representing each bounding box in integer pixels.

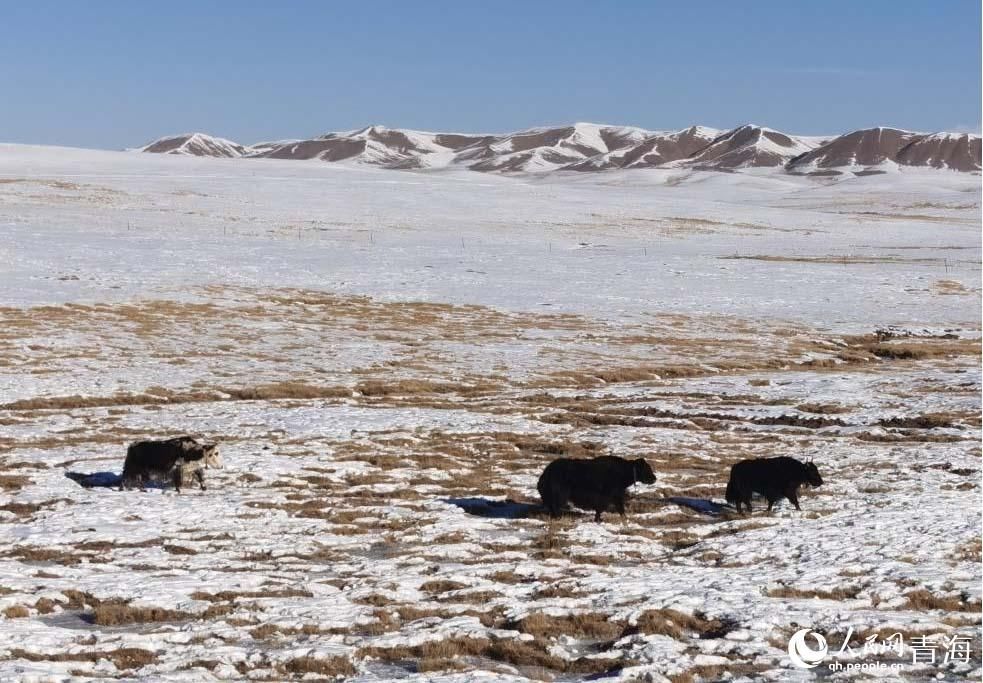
[{"left": 0, "top": 145, "right": 979, "bottom": 682}]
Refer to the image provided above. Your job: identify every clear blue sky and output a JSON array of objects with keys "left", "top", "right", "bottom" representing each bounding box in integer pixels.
[{"left": 2, "top": 1, "right": 979, "bottom": 149}]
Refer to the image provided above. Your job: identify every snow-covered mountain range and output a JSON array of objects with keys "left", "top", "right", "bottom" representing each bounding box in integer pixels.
[{"left": 136, "top": 123, "right": 982, "bottom": 174}]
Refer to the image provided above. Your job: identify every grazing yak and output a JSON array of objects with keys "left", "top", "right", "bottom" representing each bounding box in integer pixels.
[
  {"left": 120, "top": 436, "right": 222, "bottom": 493},
  {"left": 537, "top": 456, "right": 657, "bottom": 522},
  {"left": 725, "top": 456, "right": 822, "bottom": 513}
]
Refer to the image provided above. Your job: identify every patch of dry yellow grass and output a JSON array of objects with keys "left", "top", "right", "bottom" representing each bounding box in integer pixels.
[
  {"left": 765, "top": 585, "right": 862, "bottom": 601},
  {"left": 902, "top": 589, "right": 982, "bottom": 613},
  {"left": 10, "top": 647, "right": 157, "bottom": 671}
]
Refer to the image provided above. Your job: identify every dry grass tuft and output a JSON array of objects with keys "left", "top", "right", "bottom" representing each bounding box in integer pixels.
[
  {"left": 92, "top": 602, "right": 192, "bottom": 626},
  {"left": 435, "top": 590, "right": 503, "bottom": 605},
  {"left": 856, "top": 431, "right": 965, "bottom": 444},
  {"left": 223, "top": 382, "right": 351, "bottom": 401},
  {"left": 657, "top": 530, "right": 701, "bottom": 551},
  {"left": 0, "top": 383, "right": 347, "bottom": 412},
  {"left": 280, "top": 655, "right": 355, "bottom": 677},
  {"left": 877, "top": 413, "right": 957, "bottom": 429},
  {"left": 359, "top": 635, "right": 627, "bottom": 675},
  {"left": 352, "top": 593, "right": 396, "bottom": 607},
  {"left": 2, "top": 498, "right": 71, "bottom": 519},
  {"left": 669, "top": 662, "right": 766, "bottom": 683},
  {"left": 0, "top": 502, "right": 43, "bottom": 518},
  {"left": 396, "top": 605, "right": 505, "bottom": 628},
  {"left": 357, "top": 379, "right": 478, "bottom": 397},
  {"left": 163, "top": 544, "right": 197, "bottom": 555},
  {"left": 190, "top": 588, "right": 312, "bottom": 602},
  {"left": 514, "top": 611, "right": 623, "bottom": 640},
  {"left": 34, "top": 597, "right": 57, "bottom": 614},
  {"left": 932, "top": 279, "right": 973, "bottom": 295},
  {"left": 10, "top": 647, "right": 157, "bottom": 671},
  {"left": 796, "top": 402, "right": 852, "bottom": 414},
  {"left": 865, "top": 342, "right": 974, "bottom": 360},
  {"left": 951, "top": 538, "right": 982, "bottom": 563},
  {"left": 632, "top": 608, "right": 731, "bottom": 640},
  {"left": 0, "top": 475, "right": 32, "bottom": 491},
  {"left": 531, "top": 523, "right": 569, "bottom": 559},
  {"left": 903, "top": 589, "right": 982, "bottom": 613},
  {"left": 416, "top": 657, "right": 468, "bottom": 673},
  {"left": 74, "top": 538, "right": 162, "bottom": 552},
  {"left": 420, "top": 580, "right": 468, "bottom": 594},
  {"left": 488, "top": 570, "right": 534, "bottom": 585},
  {"left": 184, "top": 658, "right": 220, "bottom": 671},
  {"left": 533, "top": 583, "right": 588, "bottom": 600},
  {"left": 0, "top": 391, "right": 201, "bottom": 411},
  {"left": 3, "top": 605, "right": 29, "bottom": 618},
  {"left": 5, "top": 545, "right": 85, "bottom": 565},
  {"left": 765, "top": 585, "right": 861, "bottom": 601}
]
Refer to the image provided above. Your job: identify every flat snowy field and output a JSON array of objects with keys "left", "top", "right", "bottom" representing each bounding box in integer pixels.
[{"left": 0, "top": 146, "right": 979, "bottom": 682}]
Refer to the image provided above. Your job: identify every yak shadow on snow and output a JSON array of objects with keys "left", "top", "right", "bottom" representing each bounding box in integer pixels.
[
  {"left": 445, "top": 497, "right": 544, "bottom": 519},
  {"left": 66, "top": 471, "right": 174, "bottom": 490},
  {"left": 665, "top": 496, "right": 732, "bottom": 516},
  {"left": 41, "top": 610, "right": 99, "bottom": 630},
  {"left": 65, "top": 471, "right": 125, "bottom": 489},
  {"left": 448, "top": 496, "right": 733, "bottom": 520}
]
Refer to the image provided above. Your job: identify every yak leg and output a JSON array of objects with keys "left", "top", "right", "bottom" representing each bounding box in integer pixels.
[
  {"left": 542, "top": 495, "right": 560, "bottom": 519},
  {"left": 172, "top": 468, "right": 182, "bottom": 493},
  {"left": 787, "top": 488, "right": 801, "bottom": 511},
  {"left": 546, "top": 493, "right": 565, "bottom": 518},
  {"left": 615, "top": 495, "right": 627, "bottom": 524},
  {"left": 544, "top": 498, "right": 560, "bottom": 519},
  {"left": 195, "top": 468, "right": 206, "bottom": 491},
  {"left": 546, "top": 485, "right": 568, "bottom": 518}
]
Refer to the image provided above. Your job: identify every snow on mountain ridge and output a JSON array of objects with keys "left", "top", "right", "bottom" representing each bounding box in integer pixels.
[
  {"left": 136, "top": 133, "right": 247, "bottom": 158},
  {"left": 665, "top": 125, "right": 819, "bottom": 170},
  {"left": 135, "top": 124, "right": 982, "bottom": 174},
  {"left": 787, "top": 128, "right": 982, "bottom": 174}
]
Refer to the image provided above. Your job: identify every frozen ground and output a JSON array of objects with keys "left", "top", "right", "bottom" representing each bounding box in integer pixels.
[{"left": 0, "top": 146, "right": 979, "bottom": 682}]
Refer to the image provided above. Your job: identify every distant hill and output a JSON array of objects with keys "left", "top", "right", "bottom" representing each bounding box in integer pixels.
[{"left": 136, "top": 123, "right": 982, "bottom": 176}]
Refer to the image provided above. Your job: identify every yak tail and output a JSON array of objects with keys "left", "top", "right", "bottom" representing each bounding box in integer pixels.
[{"left": 725, "top": 479, "right": 737, "bottom": 505}]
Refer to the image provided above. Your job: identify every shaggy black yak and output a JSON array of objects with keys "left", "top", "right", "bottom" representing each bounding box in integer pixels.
[
  {"left": 725, "top": 457, "right": 822, "bottom": 513},
  {"left": 120, "top": 436, "right": 222, "bottom": 492},
  {"left": 538, "top": 456, "right": 656, "bottom": 522}
]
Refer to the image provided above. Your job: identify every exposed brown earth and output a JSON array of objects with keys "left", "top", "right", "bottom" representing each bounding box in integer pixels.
[
  {"left": 140, "top": 133, "right": 246, "bottom": 158},
  {"left": 678, "top": 125, "right": 813, "bottom": 169},
  {"left": 787, "top": 128, "right": 983, "bottom": 173}
]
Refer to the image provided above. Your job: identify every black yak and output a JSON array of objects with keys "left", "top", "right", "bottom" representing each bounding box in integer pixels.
[
  {"left": 537, "top": 456, "right": 657, "bottom": 522},
  {"left": 120, "top": 436, "right": 222, "bottom": 493},
  {"left": 725, "top": 457, "right": 822, "bottom": 513}
]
